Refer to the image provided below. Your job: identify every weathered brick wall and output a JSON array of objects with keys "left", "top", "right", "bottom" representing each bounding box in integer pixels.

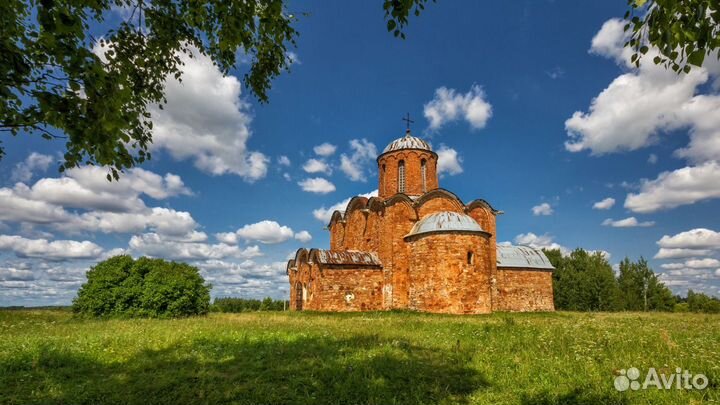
[
  {"left": 307, "top": 267, "right": 384, "bottom": 311},
  {"left": 493, "top": 268, "right": 555, "bottom": 312},
  {"left": 377, "top": 199, "right": 416, "bottom": 309},
  {"left": 416, "top": 195, "right": 464, "bottom": 218},
  {"left": 378, "top": 150, "right": 438, "bottom": 199},
  {"left": 329, "top": 221, "right": 344, "bottom": 251},
  {"left": 342, "top": 209, "right": 367, "bottom": 251},
  {"left": 407, "top": 233, "right": 493, "bottom": 314},
  {"left": 467, "top": 205, "right": 498, "bottom": 303}
]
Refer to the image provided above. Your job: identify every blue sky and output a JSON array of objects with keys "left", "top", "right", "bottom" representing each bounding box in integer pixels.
[{"left": 2, "top": 1, "right": 720, "bottom": 305}]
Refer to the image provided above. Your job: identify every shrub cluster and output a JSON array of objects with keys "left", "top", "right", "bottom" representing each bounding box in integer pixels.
[
  {"left": 211, "top": 297, "right": 288, "bottom": 312},
  {"left": 72, "top": 256, "right": 211, "bottom": 318}
]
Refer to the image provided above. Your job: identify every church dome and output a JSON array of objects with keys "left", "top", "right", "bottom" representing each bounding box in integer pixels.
[
  {"left": 383, "top": 130, "right": 432, "bottom": 153},
  {"left": 405, "top": 211, "right": 485, "bottom": 239}
]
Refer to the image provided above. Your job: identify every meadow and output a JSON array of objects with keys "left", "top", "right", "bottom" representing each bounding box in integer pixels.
[{"left": 0, "top": 310, "right": 718, "bottom": 405}]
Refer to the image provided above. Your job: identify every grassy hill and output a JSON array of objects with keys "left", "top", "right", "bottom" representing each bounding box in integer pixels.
[{"left": 0, "top": 310, "right": 717, "bottom": 404}]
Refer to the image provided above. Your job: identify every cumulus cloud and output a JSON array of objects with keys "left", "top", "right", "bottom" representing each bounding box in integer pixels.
[
  {"left": 625, "top": 161, "right": 720, "bottom": 213},
  {"left": 593, "top": 197, "right": 615, "bottom": 210},
  {"left": 436, "top": 145, "right": 463, "bottom": 176},
  {"left": 601, "top": 217, "right": 655, "bottom": 227},
  {"left": 302, "top": 158, "right": 332, "bottom": 175},
  {"left": 655, "top": 228, "right": 720, "bottom": 259},
  {"left": 313, "top": 142, "right": 337, "bottom": 157},
  {"left": 0, "top": 235, "right": 103, "bottom": 260},
  {"left": 0, "top": 267, "right": 36, "bottom": 281},
  {"left": 277, "top": 156, "right": 291, "bottom": 166},
  {"left": 339, "top": 139, "right": 377, "bottom": 182},
  {"left": 312, "top": 190, "right": 378, "bottom": 223},
  {"left": 298, "top": 177, "right": 336, "bottom": 194},
  {"left": 657, "top": 228, "right": 720, "bottom": 250},
  {"left": 0, "top": 166, "right": 199, "bottom": 238},
  {"left": 128, "top": 233, "right": 261, "bottom": 260},
  {"left": 514, "top": 233, "right": 569, "bottom": 255},
  {"left": 531, "top": 203, "right": 554, "bottom": 216},
  {"left": 10, "top": 153, "right": 54, "bottom": 183},
  {"left": 565, "top": 19, "right": 720, "bottom": 161},
  {"left": 654, "top": 248, "right": 713, "bottom": 259},
  {"left": 661, "top": 258, "right": 720, "bottom": 270},
  {"left": 236, "top": 220, "right": 295, "bottom": 244},
  {"left": 294, "top": 230, "right": 312, "bottom": 243},
  {"left": 424, "top": 85, "right": 493, "bottom": 131},
  {"left": 147, "top": 47, "right": 269, "bottom": 181}
]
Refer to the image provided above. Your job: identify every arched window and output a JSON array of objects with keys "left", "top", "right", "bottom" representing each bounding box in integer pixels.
[
  {"left": 467, "top": 251, "right": 474, "bottom": 265},
  {"left": 398, "top": 160, "right": 405, "bottom": 193},
  {"left": 421, "top": 159, "right": 427, "bottom": 192}
]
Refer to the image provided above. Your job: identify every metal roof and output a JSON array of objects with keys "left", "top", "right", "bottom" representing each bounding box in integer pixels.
[
  {"left": 383, "top": 130, "right": 432, "bottom": 153},
  {"left": 496, "top": 245, "right": 554, "bottom": 270},
  {"left": 313, "top": 250, "right": 382, "bottom": 267},
  {"left": 405, "top": 211, "right": 485, "bottom": 238}
]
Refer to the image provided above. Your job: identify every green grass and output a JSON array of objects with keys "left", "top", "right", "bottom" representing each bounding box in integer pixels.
[{"left": 0, "top": 310, "right": 718, "bottom": 404}]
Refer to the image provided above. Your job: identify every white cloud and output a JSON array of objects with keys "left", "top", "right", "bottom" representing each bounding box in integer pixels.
[
  {"left": 128, "top": 233, "right": 261, "bottom": 260},
  {"left": 312, "top": 190, "right": 378, "bottom": 223},
  {"left": 339, "top": 139, "right": 377, "bottom": 182},
  {"left": 69, "top": 207, "right": 199, "bottom": 236},
  {"left": 294, "top": 230, "right": 312, "bottom": 243},
  {"left": 148, "top": 47, "right": 269, "bottom": 181},
  {"left": 0, "top": 235, "right": 103, "bottom": 260},
  {"left": 565, "top": 18, "right": 720, "bottom": 160},
  {"left": 593, "top": 197, "right": 616, "bottom": 210},
  {"left": 625, "top": 161, "right": 720, "bottom": 213},
  {"left": 11, "top": 153, "right": 54, "bottom": 183},
  {"left": 277, "top": 156, "right": 291, "bottom": 166},
  {"left": 236, "top": 220, "right": 295, "bottom": 244},
  {"left": 0, "top": 267, "right": 36, "bottom": 281},
  {"left": 436, "top": 145, "right": 463, "bottom": 176},
  {"left": 298, "top": 177, "right": 336, "bottom": 194},
  {"left": 662, "top": 258, "right": 720, "bottom": 270},
  {"left": 15, "top": 166, "right": 190, "bottom": 213},
  {"left": 657, "top": 228, "right": 720, "bottom": 250},
  {"left": 655, "top": 228, "right": 720, "bottom": 259},
  {"left": 514, "top": 232, "right": 569, "bottom": 255},
  {"left": 313, "top": 143, "right": 337, "bottom": 157},
  {"left": 302, "top": 158, "right": 332, "bottom": 175},
  {"left": 531, "top": 203, "right": 554, "bottom": 216},
  {"left": 424, "top": 84, "right": 493, "bottom": 131},
  {"left": 648, "top": 154, "right": 658, "bottom": 164},
  {"left": 215, "top": 232, "right": 238, "bottom": 245},
  {"left": 601, "top": 217, "right": 655, "bottom": 227},
  {"left": 654, "top": 248, "right": 713, "bottom": 259}
]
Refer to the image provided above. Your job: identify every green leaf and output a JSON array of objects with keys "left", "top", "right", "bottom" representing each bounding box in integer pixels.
[
  {"left": 387, "top": 20, "right": 396, "bottom": 32},
  {"left": 687, "top": 49, "right": 705, "bottom": 66}
]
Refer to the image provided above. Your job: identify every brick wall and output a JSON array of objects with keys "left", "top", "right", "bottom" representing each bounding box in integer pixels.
[
  {"left": 493, "top": 268, "right": 555, "bottom": 312},
  {"left": 407, "top": 233, "right": 493, "bottom": 314},
  {"left": 289, "top": 263, "right": 383, "bottom": 311},
  {"left": 378, "top": 150, "right": 438, "bottom": 199}
]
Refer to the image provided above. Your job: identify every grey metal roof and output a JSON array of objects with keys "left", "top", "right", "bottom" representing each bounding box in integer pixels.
[
  {"left": 405, "top": 211, "right": 484, "bottom": 238},
  {"left": 496, "top": 245, "right": 554, "bottom": 270},
  {"left": 313, "top": 250, "right": 382, "bottom": 267},
  {"left": 383, "top": 130, "right": 432, "bottom": 153}
]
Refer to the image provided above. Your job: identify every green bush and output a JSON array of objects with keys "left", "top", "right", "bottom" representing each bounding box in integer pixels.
[{"left": 73, "top": 256, "right": 210, "bottom": 318}]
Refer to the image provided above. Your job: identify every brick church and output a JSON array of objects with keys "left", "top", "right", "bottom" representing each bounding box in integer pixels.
[{"left": 287, "top": 128, "right": 555, "bottom": 313}]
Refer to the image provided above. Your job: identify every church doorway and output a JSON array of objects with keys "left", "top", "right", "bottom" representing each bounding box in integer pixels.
[{"left": 295, "top": 283, "right": 303, "bottom": 311}]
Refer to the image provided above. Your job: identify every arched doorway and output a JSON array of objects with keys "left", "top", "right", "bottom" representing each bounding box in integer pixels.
[{"left": 295, "top": 282, "right": 303, "bottom": 311}]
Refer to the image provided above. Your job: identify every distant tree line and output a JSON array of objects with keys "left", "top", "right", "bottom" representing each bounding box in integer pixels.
[
  {"left": 545, "top": 248, "right": 720, "bottom": 313},
  {"left": 211, "top": 297, "right": 288, "bottom": 313}
]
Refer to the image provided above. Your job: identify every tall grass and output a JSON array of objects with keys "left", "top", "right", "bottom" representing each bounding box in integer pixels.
[{"left": 0, "top": 310, "right": 717, "bottom": 404}]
